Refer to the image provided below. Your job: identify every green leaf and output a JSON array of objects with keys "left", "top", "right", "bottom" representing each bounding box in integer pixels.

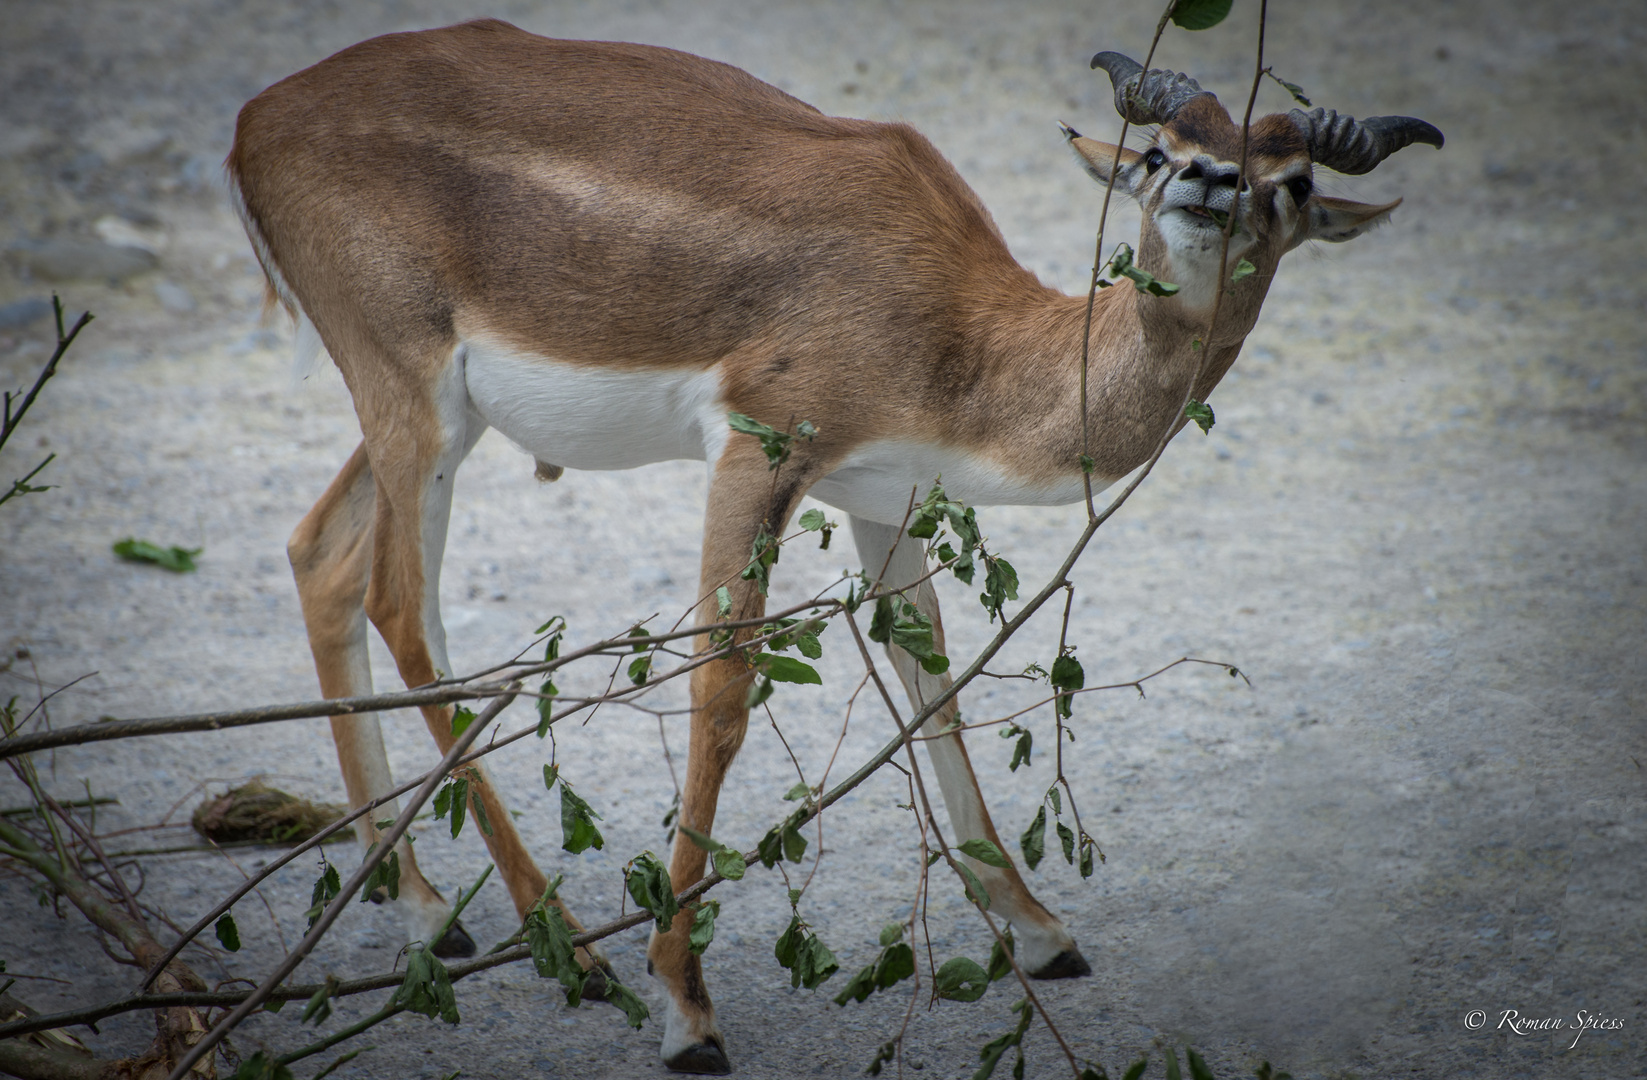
[
  {"left": 783, "top": 821, "right": 809, "bottom": 863},
  {"left": 1079, "top": 453, "right": 1096, "bottom": 475},
  {"left": 867, "top": 594, "right": 893, "bottom": 644},
  {"left": 758, "top": 654, "right": 822, "bottom": 685},
  {"left": 832, "top": 962, "right": 876, "bottom": 1007},
  {"left": 935, "top": 956, "right": 990, "bottom": 1002},
  {"left": 394, "top": 946, "right": 460, "bottom": 1024},
  {"left": 956, "top": 861, "right": 991, "bottom": 910},
  {"left": 958, "top": 838, "right": 1012, "bottom": 869},
  {"left": 1105, "top": 242, "right": 1180, "bottom": 297},
  {"left": 1001, "top": 723, "right": 1033, "bottom": 772},
  {"left": 757, "top": 807, "right": 809, "bottom": 867},
  {"left": 542, "top": 763, "right": 559, "bottom": 792},
  {"left": 112, "top": 537, "right": 201, "bottom": 573},
  {"left": 560, "top": 782, "right": 605, "bottom": 854},
  {"left": 688, "top": 899, "right": 720, "bottom": 955},
  {"left": 1186, "top": 1047, "right": 1215, "bottom": 1080},
  {"left": 715, "top": 586, "right": 733, "bottom": 618},
  {"left": 625, "top": 850, "right": 679, "bottom": 932},
  {"left": 449, "top": 705, "right": 477, "bottom": 739},
  {"left": 471, "top": 791, "right": 493, "bottom": 837},
  {"left": 535, "top": 678, "right": 557, "bottom": 737},
  {"left": 679, "top": 823, "right": 744, "bottom": 879},
  {"left": 833, "top": 935, "right": 916, "bottom": 1007},
  {"left": 879, "top": 922, "right": 905, "bottom": 948},
  {"left": 866, "top": 1041, "right": 898, "bottom": 1076},
  {"left": 798, "top": 508, "right": 826, "bottom": 531},
  {"left": 301, "top": 978, "right": 335, "bottom": 1026},
  {"left": 1079, "top": 1067, "right": 1111, "bottom": 1080},
  {"left": 875, "top": 941, "right": 916, "bottom": 988},
  {"left": 728, "top": 411, "right": 815, "bottom": 470},
  {"left": 980, "top": 555, "right": 1019, "bottom": 622},
  {"left": 1184, "top": 399, "right": 1216, "bottom": 434},
  {"left": 745, "top": 675, "right": 774, "bottom": 709},
  {"left": 740, "top": 523, "right": 780, "bottom": 596},
  {"left": 305, "top": 862, "right": 341, "bottom": 930},
  {"left": 1165, "top": 1046, "right": 1183, "bottom": 1080},
  {"left": 445, "top": 777, "right": 469, "bottom": 840},
  {"left": 524, "top": 903, "right": 588, "bottom": 1006},
  {"left": 973, "top": 998, "right": 1034, "bottom": 1080},
  {"left": 679, "top": 824, "right": 723, "bottom": 852},
  {"left": 627, "top": 654, "right": 652, "bottom": 686},
  {"left": 595, "top": 969, "right": 648, "bottom": 1029},
  {"left": 710, "top": 843, "right": 746, "bottom": 880},
  {"left": 1020, "top": 805, "right": 1047, "bottom": 871},
  {"left": 1122, "top": 1060, "right": 1149, "bottom": 1080},
  {"left": 1266, "top": 70, "right": 1312, "bottom": 107},
  {"left": 773, "top": 916, "right": 839, "bottom": 989},
  {"left": 1047, "top": 783, "right": 1062, "bottom": 816},
  {"left": 1080, "top": 838, "right": 1096, "bottom": 879},
  {"left": 1171, "top": 0, "right": 1233, "bottom": 30},
  {"left": 1057, "top": 821, "right": 1076, "bottom": 865},
  {"left": 1231, "top": 258, "right": 1257, "bottom": 283},
  {"left": 215, "top": 912, "right": 241, "bottom": 952},
  {"left": 985, "top": 929, "right": 1016, "bottom": 982},
  {"left": 783, "top": 781, "right": 811, "bottom": 801},
  {"left": 1050, "top": 654, "right": 1085, "bottom": 720},
  {"left": 359, "top": 846, "right": 401, "bottom": 902}
]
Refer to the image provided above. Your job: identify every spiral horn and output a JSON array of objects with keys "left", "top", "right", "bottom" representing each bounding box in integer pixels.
[
  {"left": 1289, "top": 107, "right": 1444, "bottom": 175},
  {"left": 1090, "top": 51, "right": 1215, "bottom": 125}
]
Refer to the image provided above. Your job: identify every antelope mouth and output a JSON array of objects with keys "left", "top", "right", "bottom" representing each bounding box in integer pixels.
[{"left": 1175, "top": 204, "right": 1224, "bottom": 224}]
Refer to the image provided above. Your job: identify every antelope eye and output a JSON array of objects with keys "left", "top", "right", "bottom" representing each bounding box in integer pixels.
[
  {"left": 1143, "top": 148, "right": 1167, "bottom": 175},
  {"left": 1286, "top": 175, "right": 1314, "bottom": 204}
]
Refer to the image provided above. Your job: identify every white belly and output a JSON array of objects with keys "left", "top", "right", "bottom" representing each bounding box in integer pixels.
[
  {"left": 462, "top": 339, "right": 726, "bottom": 470},
  {"left": 810, "top": 439, "right": 1103, "bottom": 525}
]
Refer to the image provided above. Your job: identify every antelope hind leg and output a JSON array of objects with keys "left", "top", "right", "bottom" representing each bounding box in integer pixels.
[{"left": 851, "top": 514, "right": 1090, "bottom": 978}]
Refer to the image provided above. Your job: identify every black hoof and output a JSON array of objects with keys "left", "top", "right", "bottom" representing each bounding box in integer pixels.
[
  {"left": 367, "top": 887, "right": 388, "bottom": 905},
  {"left": 664, "top": 1038, "right": 732, "bottom": 1075},
  {"left": 579, "top": 961, "right": 616, "bottom": 1003},
  {"left": 1029, "top": 948, "right": 1092, "bottom": 980},
  {"left": 431, "top": 920, "right": 477, "bottom": 958}
]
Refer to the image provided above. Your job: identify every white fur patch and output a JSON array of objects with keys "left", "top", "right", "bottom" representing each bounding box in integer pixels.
[
  {"left": 810, "top": 439, "right": 1107, "bottom": 525},
  {"left": 291, "top": 311, "right": 329, "bottom": 384},
  {"left": 462, "top": 339, "right": 725, "bottom": 469}
]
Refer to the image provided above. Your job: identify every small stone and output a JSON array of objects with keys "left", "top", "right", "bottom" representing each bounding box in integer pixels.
[
  {"left": 0, "top": 297, "right": 52, "bottom": 331},
  {"left": 94, "top": 214, "right": 168, "bottom": 255},
  {"left": 6, "top": 238, "right": 158, "bottom": 284},
  {"left": 154, "top": 279, "right": 197, "bottom": 314}
]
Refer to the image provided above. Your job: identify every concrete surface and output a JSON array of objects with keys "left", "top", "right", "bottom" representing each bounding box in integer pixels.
[{"left": 1, "top": 2, "right": 1642, "bottom": 1078}]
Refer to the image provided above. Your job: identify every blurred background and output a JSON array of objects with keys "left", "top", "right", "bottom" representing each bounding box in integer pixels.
[{"left": 1, "top": 2, "right": 1642, "bottom": 1078}]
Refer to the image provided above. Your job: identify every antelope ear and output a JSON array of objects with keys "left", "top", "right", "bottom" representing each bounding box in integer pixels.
[
  {"left": 1060, "top": 123, "right": 1144, "bottom": 193},
  {"left": 1305, "top": 195, "right": 1402, "bottom": 243}
]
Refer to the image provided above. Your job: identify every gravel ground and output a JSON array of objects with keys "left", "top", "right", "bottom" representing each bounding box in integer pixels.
[{"left": 1, "top": 2, "right": 1643, "bottom": 1079}]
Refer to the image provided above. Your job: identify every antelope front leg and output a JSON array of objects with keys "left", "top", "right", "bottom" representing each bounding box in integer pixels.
[
  {"left": 649, "top": 442, "right": 803, "bottom": 1074},
  {"left": 851, "top": 515, "right": 1091, "bottom": 978}
]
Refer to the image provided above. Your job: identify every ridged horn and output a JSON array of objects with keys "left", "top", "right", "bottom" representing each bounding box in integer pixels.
[
  {"left": 1090, "top": 50, "right": 1214, "bottom": 125},
  {"left": 1289, "top": 107, "right": 1444, "bottom": 174}
]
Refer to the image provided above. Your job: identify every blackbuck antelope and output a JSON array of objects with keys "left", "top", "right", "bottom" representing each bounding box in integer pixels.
[{"left": 228, "top": 19, "right": 1441, "bottom": 1073}]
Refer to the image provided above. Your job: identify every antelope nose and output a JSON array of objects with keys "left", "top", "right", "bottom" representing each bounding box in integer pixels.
[{"left": 1177, "top": 154, "right": 1246, "bottom": 191}]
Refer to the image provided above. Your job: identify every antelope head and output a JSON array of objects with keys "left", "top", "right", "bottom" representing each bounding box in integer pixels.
[{"left": 1063, "top": 51, "right": 1443, "bottom": 322}]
